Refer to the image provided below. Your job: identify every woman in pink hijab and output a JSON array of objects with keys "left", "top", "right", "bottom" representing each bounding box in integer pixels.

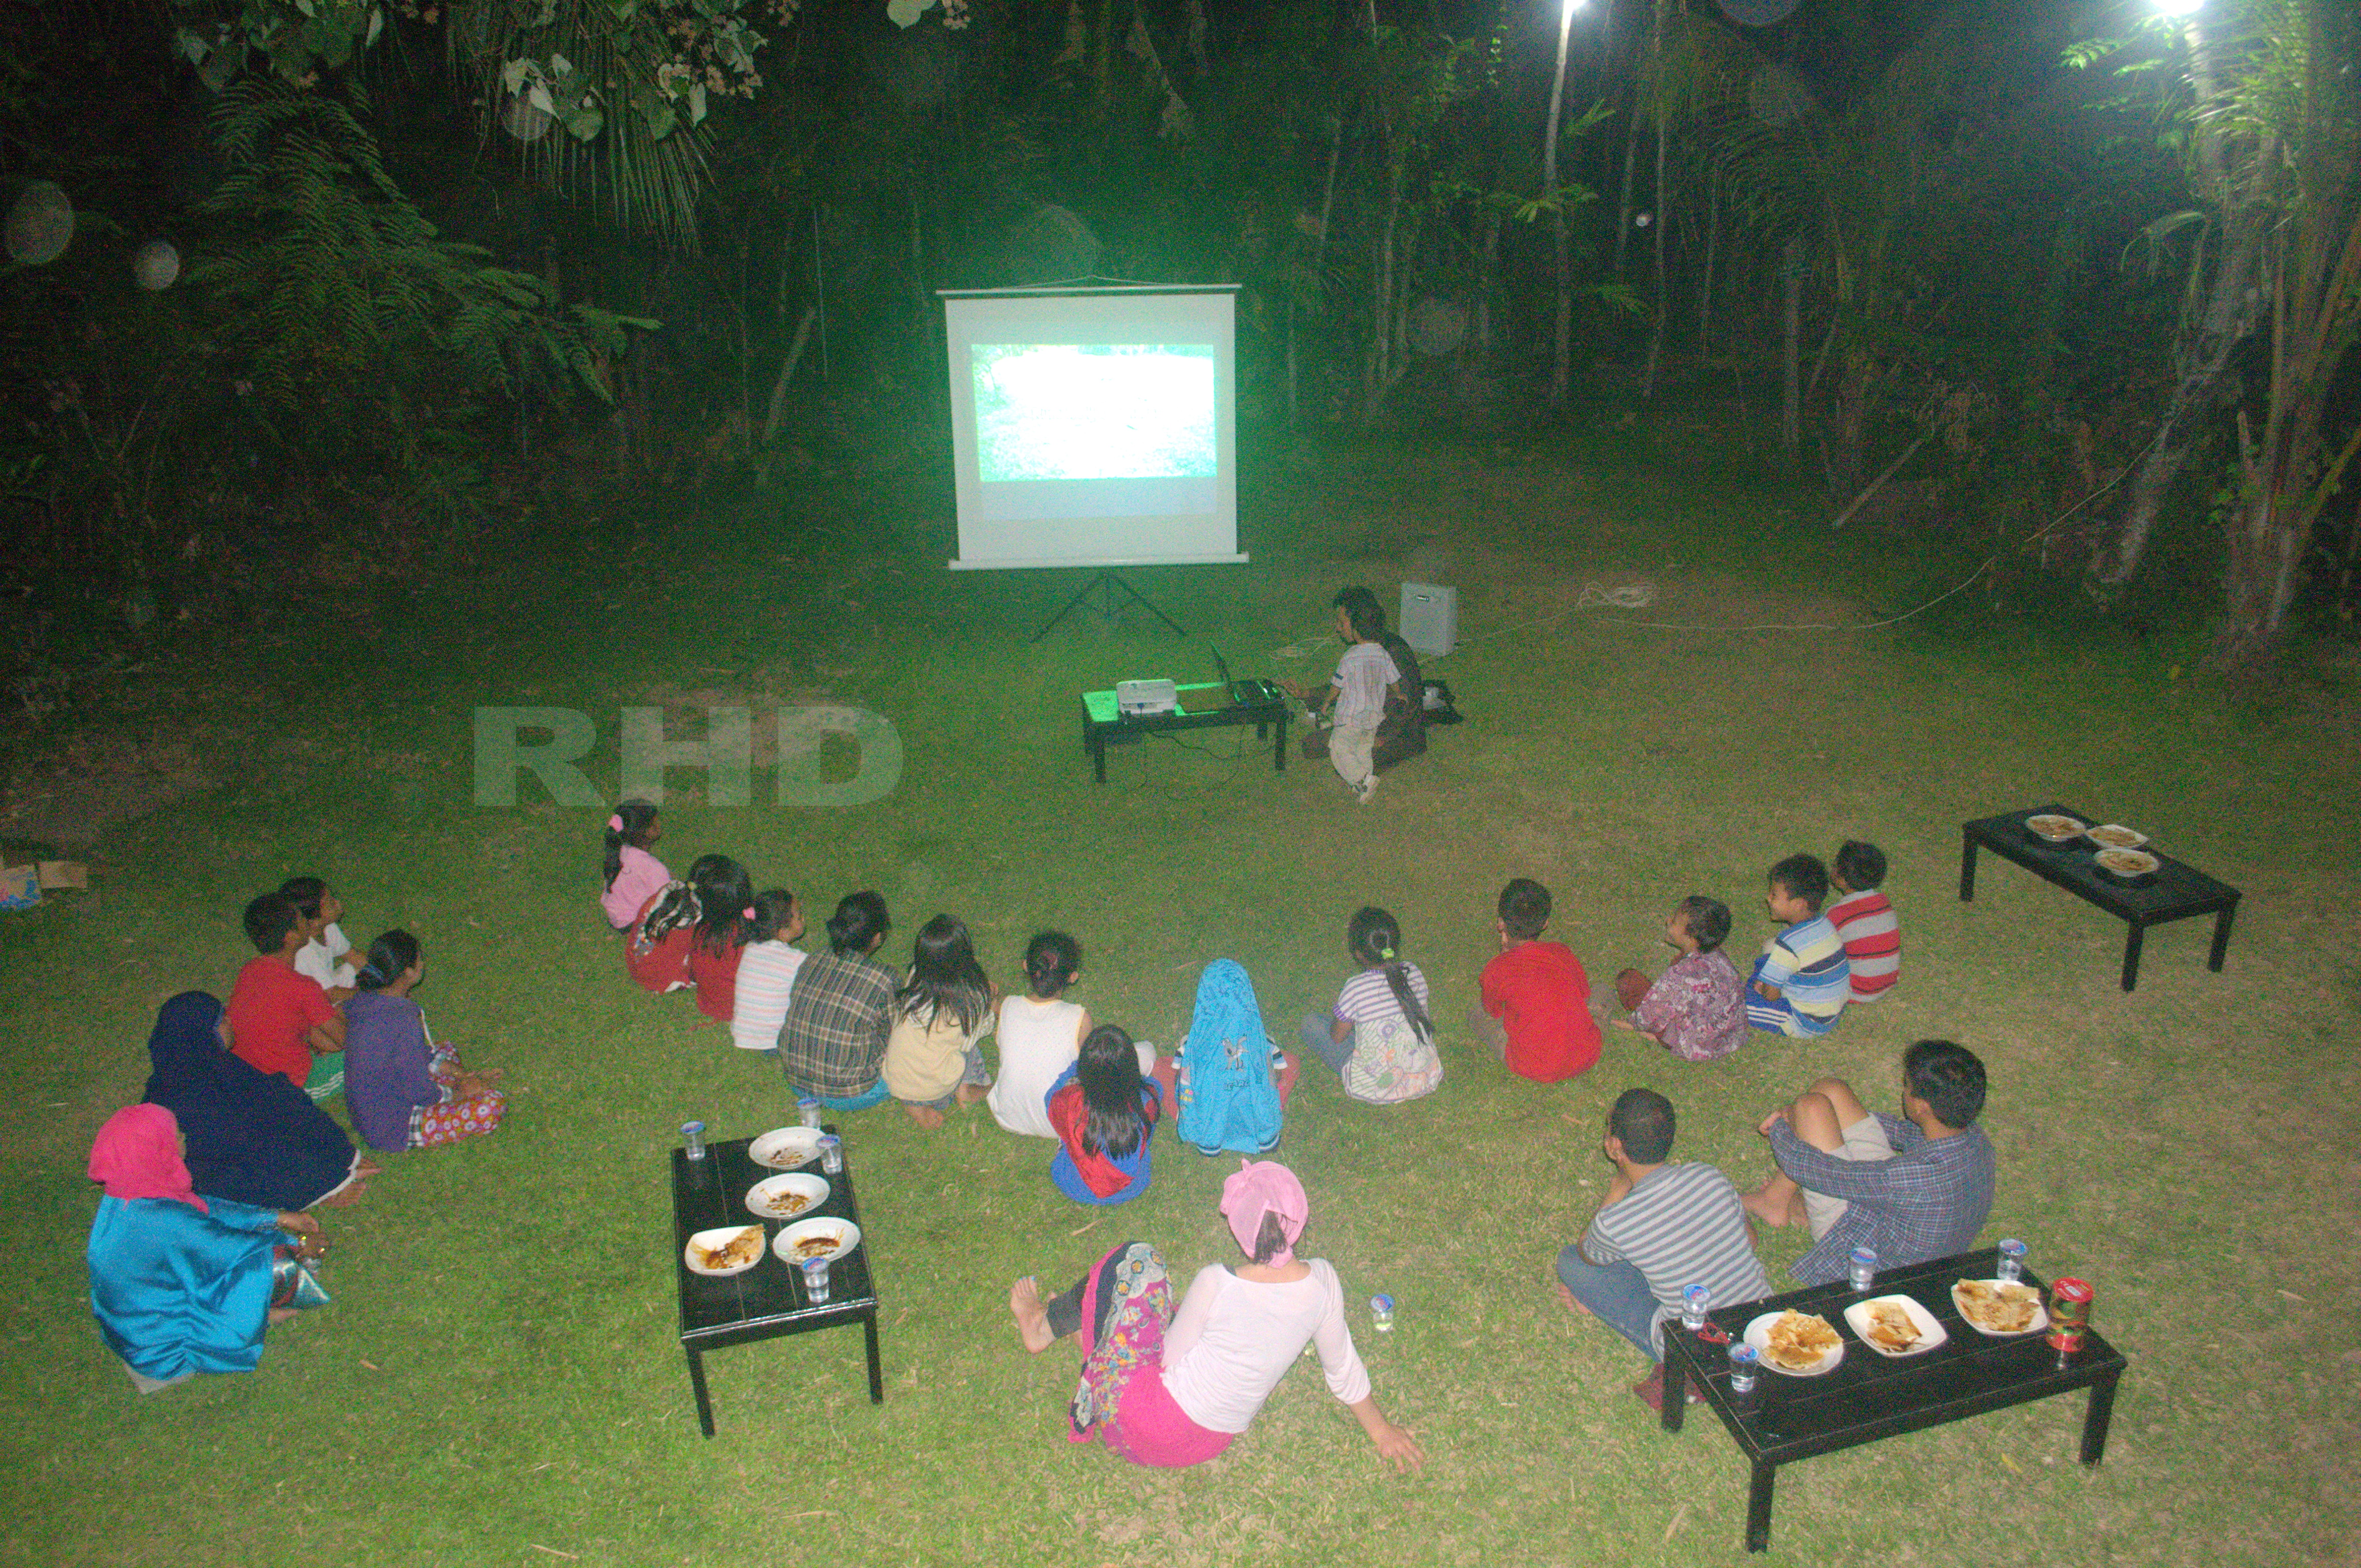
[
  {"left": 85, "top": 1104, "right": 328, "bottom": 1392},
  {"left": 1008, "top": 1159, "right": 1424, "bottom": 1470}
]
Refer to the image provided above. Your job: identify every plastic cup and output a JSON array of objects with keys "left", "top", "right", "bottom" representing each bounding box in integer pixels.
[
  {"left": 1997, "top": 1239, "right": 2027, "bottom": 1283},
  {"left": 1728, "top": 1343, "right": 1760, "bottom": 1397},
  {"left": 818, "top": 1134, "right": 844, "bottom": 1174},
  {"left": 797, "top": 1097, "right": 823, "bottom": 1130},
  {"left": 1849, "top": 1247, "right": 1878, "bottom": 1292},
  {"left": 1370, "top": 1294, "right": 1395, "bottom": 1332},
  {"left": 801, "top": 1256, "right": 832, "bottom": 1304},
  {"left": 1680, "top": 1283, "right": 1710, "bottom": 1333},
  {"left": 680, "top": 1121, "right": 707, "bottom": 1160}
]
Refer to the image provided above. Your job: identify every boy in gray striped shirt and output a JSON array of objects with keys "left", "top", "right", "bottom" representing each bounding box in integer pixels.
[{"left": 1555, "top": 1089, "right": 1772, "bottom": 1411}]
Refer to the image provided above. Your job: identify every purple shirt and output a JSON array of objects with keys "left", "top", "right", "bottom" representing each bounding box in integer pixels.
[
  {"left": 1633, "top": 949, "right": 1746, "bottom": 1062},
  {"left": 342, "top": 990, "right": 438, "bottom": 1152}
]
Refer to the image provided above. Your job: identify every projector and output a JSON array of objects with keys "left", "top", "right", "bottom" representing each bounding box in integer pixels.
[{"left": 1116, "top": 679, "right": 1178, "bottom": 716}]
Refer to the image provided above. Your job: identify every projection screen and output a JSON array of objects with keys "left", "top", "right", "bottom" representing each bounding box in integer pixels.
[{"left": 940, "top": 285, "right": 1244, "bottom": 570}]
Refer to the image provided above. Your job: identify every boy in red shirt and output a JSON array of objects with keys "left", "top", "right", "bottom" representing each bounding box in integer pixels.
[
  {"left": 1470, "top": 879, "right": 1602, "bottom": 1082},
  {"left": 226, "top": 890, "right": 347, "bottom": 1099}
]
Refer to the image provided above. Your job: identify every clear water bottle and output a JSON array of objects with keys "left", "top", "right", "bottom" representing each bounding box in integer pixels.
[
  {"left": 1728, "top": 1344, "right": 1760, "bottom": 1398},
  {"left": 817, "top": 1133, "right": 844, "bottom": 1175},
  {"left": 1370, "top": 1294, "right": 1395, "bottom": 1332},
  {"left": 797, "top": 1097, "right": 823, "bottom": 1130}
]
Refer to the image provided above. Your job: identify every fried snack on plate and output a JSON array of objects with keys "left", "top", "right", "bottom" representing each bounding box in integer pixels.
[
  {"left": 1764, "top": 1310, "right": 1840, "bottom": 1370},
  {"left": 1864, "top": 1302, "right": 1920, "bottom": 1352},
  {"left": 697, "top": 1225, "right": 764, "bottom": 1270},
  {"left": 1955, "top": 1280, "right": 2040, "bottom": 1333}
]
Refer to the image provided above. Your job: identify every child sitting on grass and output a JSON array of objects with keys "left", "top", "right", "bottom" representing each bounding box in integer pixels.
[
  {"left": 882, "top": 914, "right": 997, "bottom": 1129},
  {"left": 1045, "top": 1024, "right": 1161, "bottom": 1204},
  {"left": 280, "top": 877, "right": 358, "bottom": 1000},
  {"left": 1746, "top": 854, "right": 1851, "bottom": 1037},
  {"left": 1828, "top": 839, "right": 1901, "bottom": 1003},
  {"left": 1472, "top": 879, "right": 1602, "bottom": 1083},
  {"left": 599, "top": 800, "right": 668, "bottom": 931},
  {"left": 989, "top": 932, "right": 1092, "bottom": 1140},
  {"left": 624, "top": 878, "right": 700, "bottom": 994},
  {"left": 684, "top": 855, "right": 756, "bottom": 1024},
  {"left": 777, "top": 892, "right": 897, "bottom": 1108},
  {"left": 729, "top": 890, "right": 807, "bottom": 1054},
  {"left": 1603, "top": 896, "right": 1746, "bottom": 1063},
  {"left": 1299, "top": 907, "right": 1442, "bottom": 1103},
  {"left": 343, "top": 931, "right": 507, "bottom": 1152},
  {"left": 226, "top": 891, "right": 347, "bottom": 1101}
]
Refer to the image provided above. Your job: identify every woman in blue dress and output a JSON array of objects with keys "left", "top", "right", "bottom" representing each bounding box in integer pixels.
[
  {"left": 140, "top": 991, "right": 369, "bottom": 1211},
  {"left": 86, "top": 1103, "right": 328, "bottom": 1392}
]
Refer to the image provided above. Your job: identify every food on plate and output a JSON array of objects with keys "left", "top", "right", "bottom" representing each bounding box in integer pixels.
[
  {"left": 2026, "top": 815, "right": 2083, "bottom": 839},
  {"left": 793, "top": 1231, "right": 843, "bottom": 1258},
  {"left": 1955, "top": 1279, "right": 2041, "bottom": 1334},
  {"left": 1862, "top": 1302, "right": 1921, "bottom": 1353},
  {"left": 759, "top": 1189, "right": 815, "bottom": 1217},
  {"left": 693, "top": 1226, "right": 764, "bottom": 1271},
  {"left": 2088, "top": 825, "right": 2146, "bottom": 848},
  {"left": 2096, "top": 849, "right": 2159, "bottom": 878},
  {"left": 1763, "top": 1310, "right": 1840, "bottom": 1370}
]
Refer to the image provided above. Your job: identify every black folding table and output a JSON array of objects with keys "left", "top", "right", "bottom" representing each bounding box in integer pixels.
[
  {"left": 1959, "top": 803, "right": 2239, "bottom": 990},
  {"left": 1658, "top": 1246, "right": 2126, "bottom": 1552},
  {"left": 669, "top": 1130, "right": 883, "bottom": 1437}
]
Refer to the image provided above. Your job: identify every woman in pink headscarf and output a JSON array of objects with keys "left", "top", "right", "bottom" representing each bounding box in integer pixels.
[
  {"left": 1008, "top": 1159, "right": 1424, "bottom": 1471},
  {"left": 85, "top": 1104, "right": 328, "bottom": 1392}
]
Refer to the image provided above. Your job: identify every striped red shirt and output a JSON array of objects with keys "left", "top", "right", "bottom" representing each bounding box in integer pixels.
[{"left": 1828, "top": 889, "right": 1901, "bottom": 1000}]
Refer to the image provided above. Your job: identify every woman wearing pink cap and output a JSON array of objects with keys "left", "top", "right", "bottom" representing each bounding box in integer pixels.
[{"left": 1008, "top": 1159, "right": 1425, "bottom": 1471}]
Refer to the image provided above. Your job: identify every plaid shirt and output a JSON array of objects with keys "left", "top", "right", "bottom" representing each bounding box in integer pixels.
[
  {"left": 777, "top": 950, "right": 898, "bottom": 1097},
  {"left": 1772, "top": 1113, "right": 1995, "bottom": 1285}
]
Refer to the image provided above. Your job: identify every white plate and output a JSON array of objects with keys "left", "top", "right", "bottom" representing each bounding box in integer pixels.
[
  {"left": 1842, "top": 1293, "right": 1949, "bottom": 1358},
  {"left": 2025, "top": 814, "right": 2085, "bottom": 842},
  {"left": 1951, "top": 1279, "right": 2050, "bottom": 1338},
  {"left": 2084, "top": 823, "right": 2150, "bottom": 852},
  {"left": 773, "top": 1217, "right": 861, "bottom": 1265},
  {"left": 1744, "top": 1310, "right": 1845, "bottom": 1376},
  {"left": 2095, "top": 848, "right": 2160, "bottom": 880},
  {"left": 743, "top": 1172, "right": 830, "bottom": 1221},
  {"left": 683, "top": 1224, "right": 766, "bottom": 1277},
  {"left": 750, "top": 1126, "right": 825, "bottom": 1169}
]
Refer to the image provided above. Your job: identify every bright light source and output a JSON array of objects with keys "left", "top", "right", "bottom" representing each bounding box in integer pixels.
[{"left": 2154, "top": 0, "right": 2202, "bottom": 15}]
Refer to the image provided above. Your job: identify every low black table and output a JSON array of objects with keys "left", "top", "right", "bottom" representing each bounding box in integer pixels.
[
  {"left": 1659, "top": 1247, "right": 2126, "bottom": 1552},
  {"left": 669, "top": 1130, "right": 883, "bottom": 1437},
  {"left": 1080, "top": 681, "right": 1289, "bottom": 783},
  {"left": 1959, "top": 803, "right": 2239, "bottom": 991}
]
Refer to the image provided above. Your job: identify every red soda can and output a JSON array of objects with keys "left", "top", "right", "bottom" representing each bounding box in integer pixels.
[{"left": 2046, "top": 1277, "right": 2093, "bottom": 1353}]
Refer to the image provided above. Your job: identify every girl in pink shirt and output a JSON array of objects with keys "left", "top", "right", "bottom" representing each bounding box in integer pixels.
[{"left": 600, "top": 800, "right": 669, "bottom": 930}]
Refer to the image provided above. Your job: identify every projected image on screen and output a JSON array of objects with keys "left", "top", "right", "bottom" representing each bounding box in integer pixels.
[{"left": 972, "top": 343, "right": 1216, "bottom": 483}]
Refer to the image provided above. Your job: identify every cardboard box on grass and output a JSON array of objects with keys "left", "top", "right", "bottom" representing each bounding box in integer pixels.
[{"left": 0, "top": 857, "right": 86, "bottom": 911}]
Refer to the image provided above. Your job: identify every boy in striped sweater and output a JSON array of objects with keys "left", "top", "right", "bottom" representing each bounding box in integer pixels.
[
  {"left": 1745, "top": 854, "right": 1851, "bottom": 1037},
  {"left": 1828, "top": 840, "right": 1901, "bottom": 1003}
]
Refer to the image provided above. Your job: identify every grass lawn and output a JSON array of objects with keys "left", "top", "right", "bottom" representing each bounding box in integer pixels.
[{"left": 2, "top": 430, "right": 2354, "bottom": 1566}]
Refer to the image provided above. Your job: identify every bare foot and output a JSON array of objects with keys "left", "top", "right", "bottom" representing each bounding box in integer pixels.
[
  {"left": 904, "top": 1104, "right": 944, "bottom": 1130},
  {"left": 955, "top": 1082, "right": 990, "bottom": 1108},
  {"left": 1742, "top": 1183, "right": 1793, "bottom": 1229},
  {"left": 267, "top": 1307, "right": 298, "bottom": 1326},
  {"left": 353, "top": 1161, "right": 383, "bottom": 1180},
  {"left": 1009, "top": 1277, "right": 1053, "bottom": 1353},
  {"left": 1553, "top": 1280, "right": 1594, "bottom": 1318},
  {"left": 314, "top": 1182, "right": 368, "bottom": 1209}
]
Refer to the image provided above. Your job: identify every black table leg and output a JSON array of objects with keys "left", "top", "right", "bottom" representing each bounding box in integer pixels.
[
  {"left": 1273, "top": 712, "right": 1288, "bottom": 772},
  {"left": 2079, "top": 1367, "right": 2121, "bottom": 1464},
  {"left": 1091, "top": 728, "right": 1106, "bottom": 785},
  {"left": 687, "top": 1346, "right": 716, "bottom": 1438},
  {"left": 2208, "top": 900, "right": 2237, "bottom": 972},
  {"left": 1958, "top": 829, "right": 1978, "bottom": 902},
  {"left": 864, "top": 1313, "right": 885, "bottom": 1404},
  {"left": 2120, "top": 922, "right": 2145, "bottom": 992},
  {"left": 1745, "top": 1461, "right": 1777, "bottom": 1552},
  {"left": 1658, "top": 1339, "right": 1689, "bottom": 1434}
]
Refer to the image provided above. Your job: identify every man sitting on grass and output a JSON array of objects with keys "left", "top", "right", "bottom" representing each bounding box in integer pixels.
[
  {"left": 1743, "top": 1040, "right": 1996, "bottom": 1286},
  {"left": 1554, "top": 1089, "right": 1771, "bottom": 1411},
  {"left": 1745, "top": 853, "right": 1850, "bottom": 1037}
]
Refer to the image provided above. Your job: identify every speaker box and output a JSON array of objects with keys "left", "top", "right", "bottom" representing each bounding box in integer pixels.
[{"left": 1399, "top": 583, "right": 1457, "bottom": 657}]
